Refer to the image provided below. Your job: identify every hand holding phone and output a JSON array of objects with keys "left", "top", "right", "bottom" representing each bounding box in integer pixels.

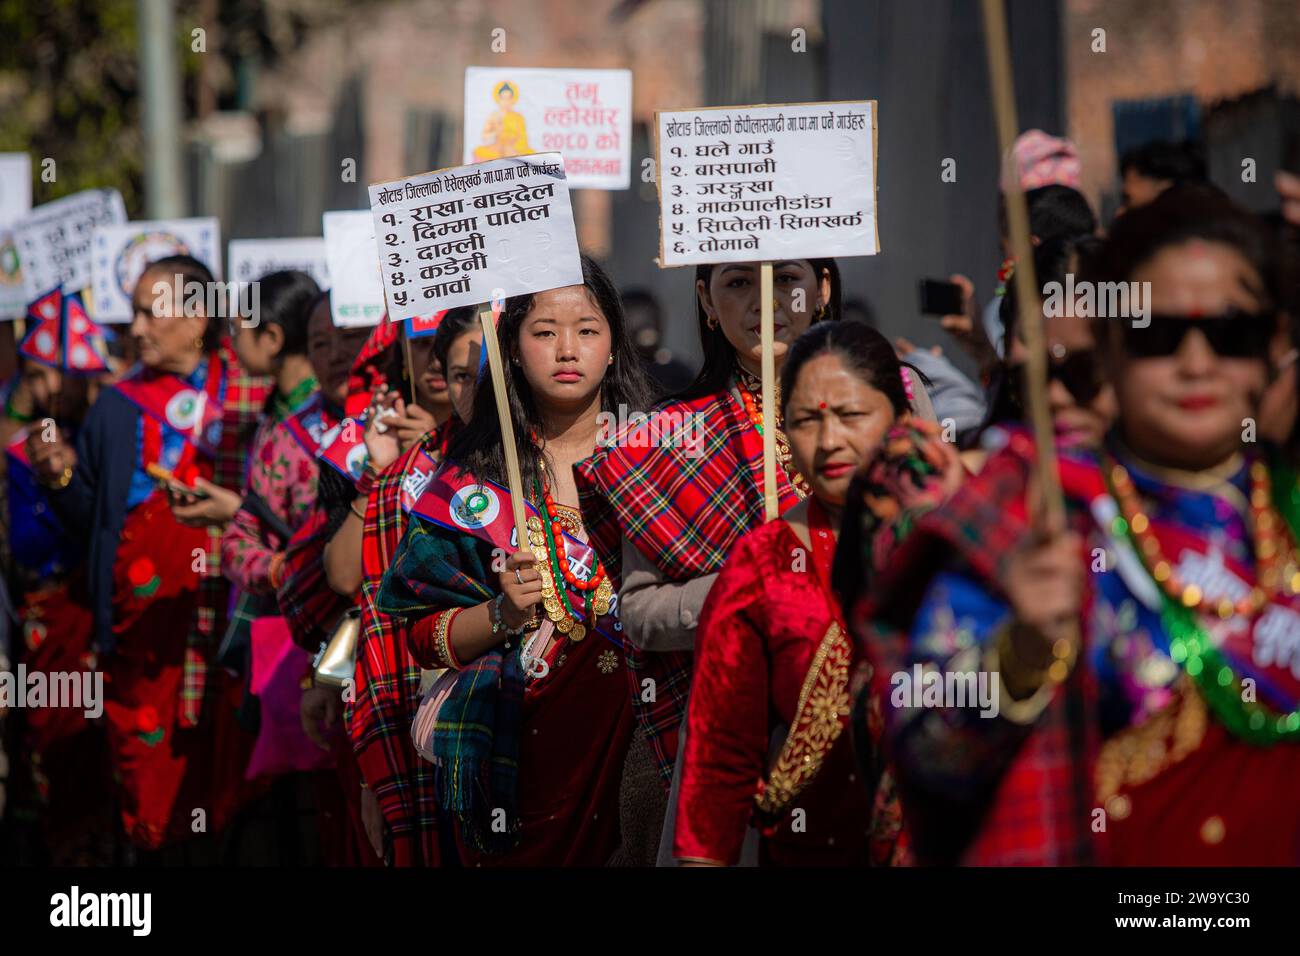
[
  {"left": 146, "top": 462, "right": 210, "bottom": 499},
  {"left": 918, "top": 279, "right": 965, "bottom": 316}
]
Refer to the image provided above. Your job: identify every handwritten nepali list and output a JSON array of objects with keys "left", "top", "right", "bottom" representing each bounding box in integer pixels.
[
  {"left": 366, "top": 152, "right": 582, "bottom": 323},
  {"left": 655, "top": 102, "right": 877, "bottom": 267}
]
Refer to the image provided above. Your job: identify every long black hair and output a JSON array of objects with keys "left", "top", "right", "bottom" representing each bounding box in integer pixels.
[
  {"left": 779, "top": 321, "right": 910, "bottom": 419},
  {"left": 447, "top": 254, "right": 655, "bottom": 494},
  {"left": 679, "top": 257, "right": 843, "bottom": 401}
]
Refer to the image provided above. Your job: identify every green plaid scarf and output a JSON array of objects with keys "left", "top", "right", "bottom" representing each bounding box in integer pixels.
[{"left": 376, "top": 511, "right": 524, "bottom": 854}]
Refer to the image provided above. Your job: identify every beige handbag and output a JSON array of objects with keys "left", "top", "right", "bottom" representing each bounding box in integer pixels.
[{"left": 313, "top": 607, "right": 360, "bottom": 689}]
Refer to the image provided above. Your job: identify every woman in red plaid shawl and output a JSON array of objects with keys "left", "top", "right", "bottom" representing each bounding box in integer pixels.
[
  {"left": 378, "top": 256, "right": 655, "bottom": 865},
  {"left": 862, "top": 188, "right": 1300, "bottom": 865},
  {"left": 575, "top": 258, "right": 840, "bottom": 865},
  {"left": 35, "top": 255, "right": 270, "bottom": 854},
  {"left": 344, "top": 308, "right": 480, "bottom": 866}
]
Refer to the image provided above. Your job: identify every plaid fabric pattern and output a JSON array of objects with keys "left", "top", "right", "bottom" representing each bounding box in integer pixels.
[
  {"left": 276, "top": 503, "right": 352, "bottom": 652},
  {"left": 375, "top": 505, "right": 525, "bottom": 855},
  {"left": 859, "top": 429, "right": 1100, "bottom": 865},
  {"left": 575, "top": 387, "right": 802, "bottom": 784},
  {"left": 346, "top": 427, "right": 446, "bottom": 864},
  {"left": 180, "top": 345, "right": 271, "bottom": 727}
]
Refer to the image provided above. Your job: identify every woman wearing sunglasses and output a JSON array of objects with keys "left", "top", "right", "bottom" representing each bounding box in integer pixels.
[
  {"left": 979, "top": 234, "right": 1117, "bottom": 459},
  {"left": 859, "top": 185, "right": 1300, "bottom": 865}
]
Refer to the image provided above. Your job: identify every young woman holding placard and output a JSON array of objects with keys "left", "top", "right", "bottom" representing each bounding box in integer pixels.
[
  {"left": 575, "top": 257, "right": 840, "bottom": 864},
  {"left": 377, "top": 255, "right": 655, "bottom": 865}
]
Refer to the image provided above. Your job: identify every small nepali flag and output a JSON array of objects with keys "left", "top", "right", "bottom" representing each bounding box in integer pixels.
[
  {"left": 317, "top": 415, "right": 370, "bottom": 485},
  {"left": 61, "top": 289, "right": 111, "bottom": 374},
  {"left": 18, "top": 287, "right": 64, "bottom": 368},
  {"left": 404, "top": 309, "right": 449, "bottom": 340}
]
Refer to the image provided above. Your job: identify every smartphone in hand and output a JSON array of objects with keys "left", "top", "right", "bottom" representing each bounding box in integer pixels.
[
  {"left": 146, "top": 462, "right": 210, "bottom": 499},
  {"left": 918, "top": 278, "right": 964, "bottom": 316}
]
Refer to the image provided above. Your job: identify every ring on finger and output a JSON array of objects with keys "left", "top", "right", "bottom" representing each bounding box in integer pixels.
[{"left": 515, "top": 569, "right": 525, "bottom": 585}]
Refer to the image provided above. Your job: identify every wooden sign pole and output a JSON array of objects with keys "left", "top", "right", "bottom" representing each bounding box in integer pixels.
[
  {"left": 477, "top": 301, "right": 530, "bottom": 550},
  {"left": 760, "top": 262, "right": 778, "bottom": 521},
  {"left": 980, "top": 0, "right": 1065, "bottom": 534}
]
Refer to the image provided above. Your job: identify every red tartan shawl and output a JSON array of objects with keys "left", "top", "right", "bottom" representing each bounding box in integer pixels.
[
  {"left": 861, "top": 428, "right": 1103, "bottom": 865},
  {"left": 575, "top": 388, "right": 801, "bottom": 587},
  {"left": 575, "top": 387, "right": 803, "bottom": 784},
  {"left": 348, "top": 426, "right": 447, "bottom": 865}
]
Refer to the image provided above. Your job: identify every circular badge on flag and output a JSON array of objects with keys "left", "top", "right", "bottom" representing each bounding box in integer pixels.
[
  {"left": 345, "top": 443, "right": 369, "bottom": 480},
  {"left": 165, "top": 389, "right": 202, "bottom": 430},
  {"left": 450, "top": 485, "right": 499, "bottom": 530}
]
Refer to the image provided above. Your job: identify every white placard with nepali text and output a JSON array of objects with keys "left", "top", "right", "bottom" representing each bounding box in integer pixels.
[
  {"left": 227, "top": 238, "right": 329, "bottom": 322},
  {"left": 0, "top": 153, "right": 32, "bottom": 319},
  {"left": 91, "top": 217, "right": 222, "bottom": 323},
  {"left": 463, "top": 67, "right": 632, "bottom": 190},
  {"left": 367, "top": 152, "right": 582, "bottom": 323},
  {"left": 323, "top": 210, "right": 385, "bottom": 328},
  {"left": 13, "top": 188, "right": 127, "bottom": 301},
  {"left": 655, "top": 101, "right": 877, "bottom": 267},
  {"left": 228, "top": 237, "right": 330, "bottom": 289}
]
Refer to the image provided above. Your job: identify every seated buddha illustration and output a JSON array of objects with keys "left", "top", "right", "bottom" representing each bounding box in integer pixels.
[{"left": 473, "top": 80, "right": 532, "bottom": 161}]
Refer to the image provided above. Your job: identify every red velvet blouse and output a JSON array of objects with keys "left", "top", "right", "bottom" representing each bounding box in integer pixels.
[{"left": 674, "top": 518, "right": 878, "bottom": 865}]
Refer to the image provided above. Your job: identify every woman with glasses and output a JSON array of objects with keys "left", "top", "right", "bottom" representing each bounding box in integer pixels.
[
  {"left": 859, "top": 186, "right": 1300, "bottom": 865},
  {"left": 32, "top": 255, "right": 271, "bottom": 855},
  {"left": 977, "top": 235, "right": 1117, "bottom": 461}
]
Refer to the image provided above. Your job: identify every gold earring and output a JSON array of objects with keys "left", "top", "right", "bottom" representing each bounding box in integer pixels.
[
  {"left": 194, "top": 335, "right": 204, "bottom": 350},
  {"left": 706, "top": 314, "right": 719, "bottom": 330},
  {"left": 607, "top": 354, "right": 614, "bottom": 365}
]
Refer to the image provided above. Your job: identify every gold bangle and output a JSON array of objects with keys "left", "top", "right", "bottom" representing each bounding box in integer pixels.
[
  {"left": 349, "top": 500, "right": 367, "bottom": 521},
  {"left": 434, "top": 608, "right": 462, "bottom": 669}
]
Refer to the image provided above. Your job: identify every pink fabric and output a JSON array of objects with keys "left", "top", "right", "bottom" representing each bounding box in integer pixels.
[
  {"left": 221, "top": 416, "right": 321, "bottom": 594},
  {"left": 410, "top": 668, "right": 462, "bottom": 764},
  {"left": 246, "top": 616, "right": 333, "bottom": 778},
  {"left": 1003, "top": 129, "right": 1081, "bottom": 192}
]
